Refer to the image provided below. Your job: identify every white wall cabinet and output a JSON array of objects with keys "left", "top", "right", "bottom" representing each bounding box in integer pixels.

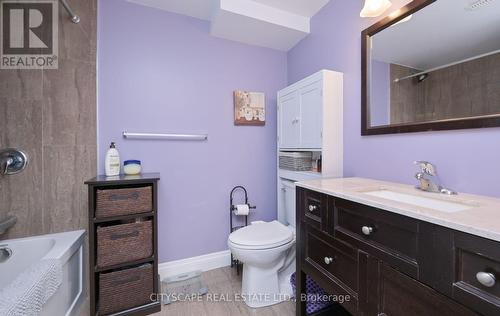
[
  {"left": 278, "top": 71, "right": 340, "bottom": 151},
  {"left": 278, "top": 83, "right": 322, "bottom": 149},
  {"left": 278, "top": 91, "right": 301, "bottom": 148},
  {"left": 276, "top": 70, "right": 343, "bottom": 223},
  {"left": 297, "top": 81, "right": 323, "bottom": 149}
]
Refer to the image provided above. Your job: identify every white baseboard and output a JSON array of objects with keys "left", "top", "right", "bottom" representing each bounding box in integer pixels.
[{"left": 158, "top": 250, "right": 232, "bottom": 279}]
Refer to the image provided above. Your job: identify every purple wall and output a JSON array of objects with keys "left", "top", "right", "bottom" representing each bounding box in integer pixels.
[
  {"left": 370, "top": 60, "right": 390, "bottom": 126},
  {"left": 288, "top": 0, "right": 500, "bottom": 198},
  {"left": 98, "top": 0, "right": 287, "bottom": 262}
]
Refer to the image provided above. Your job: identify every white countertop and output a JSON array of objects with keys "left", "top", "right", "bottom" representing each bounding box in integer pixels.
[{"left": 296, "top": 177, "right": 500, "bottom": 242}]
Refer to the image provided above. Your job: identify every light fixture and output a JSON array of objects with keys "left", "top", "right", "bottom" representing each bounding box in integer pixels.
[
  {"left": 392, "top": 14, "right": 413, "bottom": 26},
  {"left": 360, "top": 0, "right": 392, "bottom": 17}
]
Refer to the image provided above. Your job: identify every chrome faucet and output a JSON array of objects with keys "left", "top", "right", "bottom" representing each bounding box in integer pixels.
[{"left": 414, "top": 161, "right": 457, "bottom": 195}]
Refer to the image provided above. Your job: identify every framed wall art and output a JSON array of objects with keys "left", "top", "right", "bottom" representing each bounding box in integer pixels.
[{"left": 234, "top": 90, "right": 265, "bottom": 126}]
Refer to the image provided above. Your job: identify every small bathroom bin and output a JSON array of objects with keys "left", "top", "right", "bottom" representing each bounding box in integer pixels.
[
  {"left": 95, "top": 186, "right": 152, "bottom": 218},
  {"left": 99, "top": 264, "right": 154, "bottom": 315},
  {"left": 97, "top": 220, "right": 153, "bottom": 268},
  {"left": 161, "top": 270, "right": 208, "bottom": 304}
]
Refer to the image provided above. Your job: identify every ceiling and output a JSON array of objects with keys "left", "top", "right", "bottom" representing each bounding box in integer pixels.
[
  {"left": 127, "top": 0, "right": 331, "bottom": 51},
  {"left": 372, "top": 0, "right": 500, "bottom": 70},
  {"left": 127, "top": 0, "right": 215, "bottom": 20},
  {"left": 252, "top": 0, "right": 330, "bottom": 17}
]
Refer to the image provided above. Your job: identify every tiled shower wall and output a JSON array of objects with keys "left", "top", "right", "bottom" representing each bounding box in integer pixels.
[{"left": 0, "top": 0, "right": 97, "bottom": 239}]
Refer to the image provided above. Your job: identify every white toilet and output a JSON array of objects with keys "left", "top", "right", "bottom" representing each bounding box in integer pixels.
[{"left": 228, "top": 180, "right": 296, "bottom": 308}]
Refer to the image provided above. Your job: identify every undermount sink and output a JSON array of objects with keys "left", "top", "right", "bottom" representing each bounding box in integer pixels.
[{"left": 363, "top": 189, "right": 473, "bottom": 213}]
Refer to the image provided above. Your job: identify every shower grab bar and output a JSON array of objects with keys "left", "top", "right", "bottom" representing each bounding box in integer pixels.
[
  {"left": 123, "top": 131, "right": 208, "bottom": 141},
  {"left": 59, "top": 0, "right": 80, "bottom": 24},
  {"left": 0, "top": 216, "right": 17, "bottom": 235}
]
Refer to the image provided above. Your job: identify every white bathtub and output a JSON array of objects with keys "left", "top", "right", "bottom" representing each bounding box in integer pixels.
[{"left": 0, "top": 230, "right": 86, "bottom": 316}]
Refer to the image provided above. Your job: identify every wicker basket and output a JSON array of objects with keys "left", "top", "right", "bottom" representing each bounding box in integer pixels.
[
  {"left": 95, "top": 186, "right": 152, "bottom": 218},
  {"left": 99, "top": 264, "right": 154, "bottom": 315},
  {"left": 279, "top": 151, "right": 312, "bottom": 171},
  {"left": 97, "top": 221, "right": 153, "bottom": 268}
]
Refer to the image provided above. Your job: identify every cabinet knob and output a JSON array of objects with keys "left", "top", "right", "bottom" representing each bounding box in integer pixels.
[
  {"left": 476, "top": 272, "right": 496, "bottom": 287},
  {"left": 361, "top": 226, "right": 374, "bottom": 236},
  {"left": 308, "top": 205, "right": 317, "bottom": 212},
  {"left": 324, "top": 257, "right": 334, "bottom": 265}
]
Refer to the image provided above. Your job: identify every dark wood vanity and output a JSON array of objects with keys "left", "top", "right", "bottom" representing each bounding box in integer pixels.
[{"left": 296, "top": 187, "right": 500, "bottom": 316}]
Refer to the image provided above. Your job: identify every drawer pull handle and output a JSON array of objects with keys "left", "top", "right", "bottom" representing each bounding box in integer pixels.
[
  {"left": 110, "top": 230, "right": 140, "bottom": 240},
  {"left": 111, "top": 275, "right": 141, "bottom": 286},
  {"left": 324, "top": 257, "right": 334, "bottom": 265},
  {"left": 476, "top": 272, "right": 496, "bottom": 287},
  {"left": 109, "top": 191, "right": 140, "bottom": 201},
  {"left": 308, "top": 205, "right": 317, "bottom": 212},
  {"left": 361, "top": 226, "right": 374, "bottom": 236}
]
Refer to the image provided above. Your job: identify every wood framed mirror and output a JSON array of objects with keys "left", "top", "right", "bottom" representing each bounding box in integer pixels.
[{"left": 361, "top": 0, "right": 500, "bottom": 135}]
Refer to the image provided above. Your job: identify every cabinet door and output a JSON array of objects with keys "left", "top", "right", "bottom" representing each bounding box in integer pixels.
[
  {"left": 378, "top": 263, "right": 476, "bottom": 316},
  {"left": 299, "top": 81, "right": 323, "bottom": 149},
  {"left": 453, "top": 232, "right": 500, "bottom": 316},
  {"left": 278, "top": 91, "right": 300, "bottom": 148}
]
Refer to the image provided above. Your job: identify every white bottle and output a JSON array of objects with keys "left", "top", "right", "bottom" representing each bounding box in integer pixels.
[{"left": 105, "top": 142, "right": 121, "bottom": 176}]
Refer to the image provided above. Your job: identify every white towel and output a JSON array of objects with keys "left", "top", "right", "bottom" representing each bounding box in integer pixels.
[{"left": 0, "top": 259, "right": 63, "bottom": 316}]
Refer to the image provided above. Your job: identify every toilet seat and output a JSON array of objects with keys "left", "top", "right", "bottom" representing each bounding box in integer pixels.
[{"left": 228, "top": 221, "right": 293, "bottom": 250}]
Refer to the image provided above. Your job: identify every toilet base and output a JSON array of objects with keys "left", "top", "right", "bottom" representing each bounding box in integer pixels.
[{"left": 241, "top": 247, "right": 296, "bottom": 308}]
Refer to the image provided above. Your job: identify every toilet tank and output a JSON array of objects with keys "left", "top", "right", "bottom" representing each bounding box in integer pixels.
[{"left": 281, "top": 179, "right": 296, "bottom": 228}]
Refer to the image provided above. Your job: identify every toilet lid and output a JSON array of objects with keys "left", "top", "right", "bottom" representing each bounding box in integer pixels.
[{"left": 229, "top": 221, "right": 293, "bottom": 249}]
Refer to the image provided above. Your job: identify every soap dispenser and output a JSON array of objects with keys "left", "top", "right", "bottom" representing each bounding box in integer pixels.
[{"left": 105, "top": 142, "right": 120, "bottom": 176}]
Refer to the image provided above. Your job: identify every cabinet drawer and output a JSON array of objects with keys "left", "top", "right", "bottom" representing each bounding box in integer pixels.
[
  {"left": 96, "top": 186, "right": 153, "bottom": 218},
  {"left": 305, "top": 227, "right": 358, "bottom": 294},
  {"left": 99, "top": 264, "right": 154, "bottom": 315},
  {"left": 453, "top": 232, "right": 500, "bottom": 316},
  {"left": 335, "top": 198, "right": 418, "bottom": 261},
  {"left": 300, "top": 189, "right": 327, "bottom": 229},
  {"left": 97, "top": 221, "right": 153, "bottom": 268}
]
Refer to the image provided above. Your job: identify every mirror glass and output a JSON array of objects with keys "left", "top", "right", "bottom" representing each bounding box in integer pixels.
[{"left": 368, "top": 0, "right": 500, "bottom": 128}]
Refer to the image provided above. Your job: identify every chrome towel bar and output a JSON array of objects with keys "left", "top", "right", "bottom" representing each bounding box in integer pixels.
[{"left": 122, "top": 132, "right": 208, "bottom": 141}]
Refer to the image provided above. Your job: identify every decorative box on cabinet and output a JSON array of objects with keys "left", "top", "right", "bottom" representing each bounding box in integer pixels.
[{"left": 85, "top": 173, "right": 161, "bottom": 316}]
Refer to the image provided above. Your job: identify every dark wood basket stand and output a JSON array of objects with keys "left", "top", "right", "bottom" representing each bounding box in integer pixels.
[{"left": 85, "top": 173, "right": 161, "bottom": 316}]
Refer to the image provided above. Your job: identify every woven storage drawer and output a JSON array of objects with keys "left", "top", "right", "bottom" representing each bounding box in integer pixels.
[
  {"left": 279, "top": 151, "right": 312, "bottom": 171},
  {"left": 99, "top": 264, "right": 154, "bottom": 315},
  {"left": 97, "top": 221, "right": 153, "bottom": 268},
  {"left": 95, "top": 186, "right": 152, "bottom": 218}
]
